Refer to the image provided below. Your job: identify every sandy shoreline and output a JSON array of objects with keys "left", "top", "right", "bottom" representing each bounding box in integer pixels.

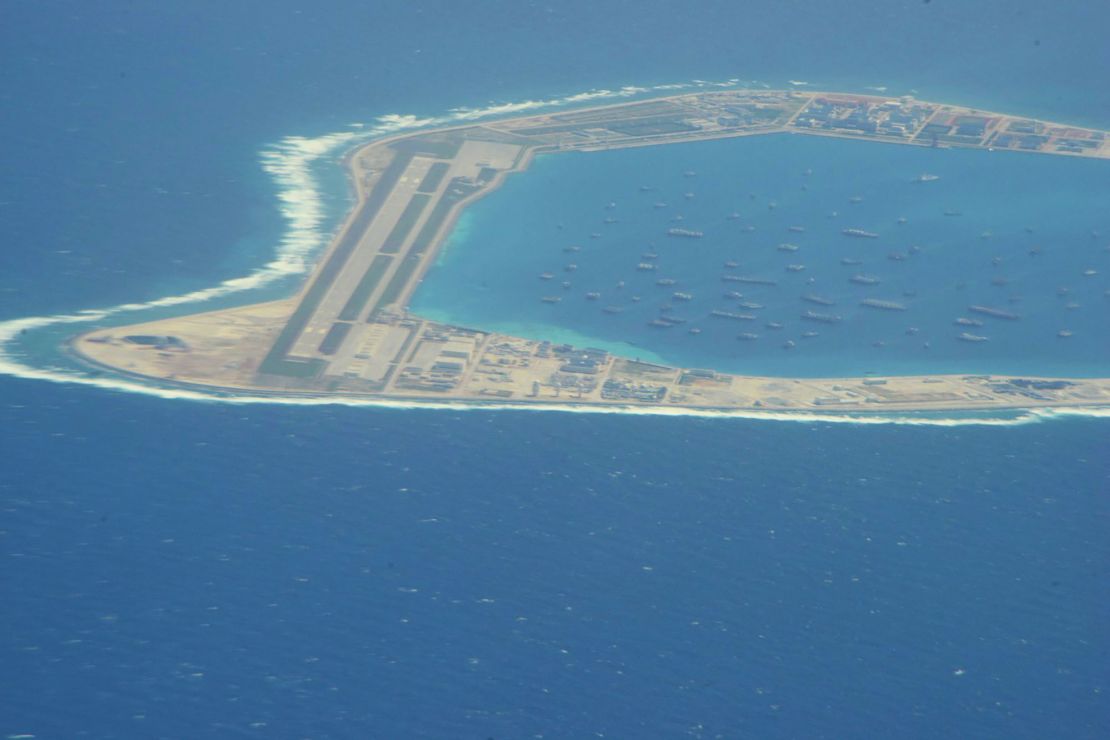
[{"left": 63, "top": 88, "right": 1110, "bottom": 415}]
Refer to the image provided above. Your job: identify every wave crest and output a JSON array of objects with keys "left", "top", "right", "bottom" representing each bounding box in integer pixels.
[{"left": 0, "top": 77, "right": 1105, "bottom": 425}]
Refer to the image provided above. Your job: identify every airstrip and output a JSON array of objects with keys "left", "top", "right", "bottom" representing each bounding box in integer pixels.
[{"left": 73, "top": 90, "right": 1110, "bottom": 414}]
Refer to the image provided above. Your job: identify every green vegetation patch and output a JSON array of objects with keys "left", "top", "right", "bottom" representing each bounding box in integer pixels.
[
  {"left": 372, "top": 255, "right": 423, "bottom": 314},
  {"left": 409, "top": 178, "right": 481, "bottom": 254},
  {"left": 381, "top": 193, "right": 432, "bottom": 254},
  {"left": 391, "top": 137, "right": 462, "bottom": 159},
  {"left": 337, "top": 254, "right": 394, "bottom": 322},
  {"left": 417, "top": 162, "right": 451, "bottom": 193},
  {"left": 257, "top": 356, "right": 326, "bottom": 379},
  {"left": 318, "top": 322, "right": 353, "bottom": 356},
  {"left": 606, "top": 118, "right": 699, "bottom": 136}
]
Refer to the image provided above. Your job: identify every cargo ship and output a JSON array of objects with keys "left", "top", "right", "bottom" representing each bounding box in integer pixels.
[
  {"left": 666, "top": 228, "right": 704, "bottom": 238},
  {"left": 802, "top": 294, "right": 836, "bottom": 306},
  {"left": 860, "top": 298, "right": 907, "bottom": 311},
  {"left": 842, "top": 228, "right": 879, "bottom": 238},
  {"left": 735, "top": 276, "right": 778, "bottom": 286},
  {"left": 710, "top": 310, "right": 757, "bottom": 321},
  {"left": 850, "top": 274, "right": 881, "bottom": 285},
  {"left": 801, "top": 310, "right": 842, "bottom": 324},
  {"left": 968, "top": 305, "right": 1020, "bottom": 320}
]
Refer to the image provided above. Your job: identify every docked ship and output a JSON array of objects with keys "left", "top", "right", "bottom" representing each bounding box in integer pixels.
[
  {"left": 842, "top": 228, "right": 879, "bottom": 238},
  {"left": 666, "top": 228, "right": 704, "bottom": 238}
]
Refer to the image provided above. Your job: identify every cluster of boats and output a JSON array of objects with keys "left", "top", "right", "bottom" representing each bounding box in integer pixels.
[{"left": 533, "top": 171, "right": 1096, "bottom": 349}]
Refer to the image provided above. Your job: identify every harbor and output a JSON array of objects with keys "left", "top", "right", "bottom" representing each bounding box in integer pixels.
[{"left": 70, "top": 88, "right": 1110, "bottom": 410}]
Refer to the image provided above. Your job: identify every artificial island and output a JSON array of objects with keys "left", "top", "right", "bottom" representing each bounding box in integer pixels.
[{"left": 74, "top": 89, "right": 1110, "bottom": 414}]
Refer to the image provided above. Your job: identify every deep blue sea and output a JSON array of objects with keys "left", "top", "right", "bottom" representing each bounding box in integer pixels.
[{"left": 2, "top": 2, "right": 1108, "bottom": 738}]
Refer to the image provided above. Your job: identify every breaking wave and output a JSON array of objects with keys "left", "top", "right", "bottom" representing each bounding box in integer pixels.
[{"left": 0, "top": 77, "right": 1104, "bottom": 426}]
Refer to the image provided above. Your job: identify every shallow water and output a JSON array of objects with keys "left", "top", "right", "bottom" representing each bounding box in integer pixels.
[{"left": 413, "top": 134, "right": 1110, "bottom": 377}]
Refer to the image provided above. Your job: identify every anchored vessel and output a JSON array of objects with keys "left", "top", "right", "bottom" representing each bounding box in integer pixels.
[{"left": 70, "top": 88, "right": 1110, "bottom": 414}]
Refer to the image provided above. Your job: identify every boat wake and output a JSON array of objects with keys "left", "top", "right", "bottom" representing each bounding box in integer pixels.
[{"left": 0, "top": 76, "right": 1105, "bottom": 426}]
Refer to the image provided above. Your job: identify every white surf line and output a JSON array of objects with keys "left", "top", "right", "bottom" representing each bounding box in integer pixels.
[
  {"left": 0, "top": 77, "right": 741, "bottom": 378},
  {"left": 0, "top": 76, "right": 1105, "bottom": 425}
]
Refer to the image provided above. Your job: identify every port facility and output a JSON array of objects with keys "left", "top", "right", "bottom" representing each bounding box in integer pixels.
[{"left": 73, "top": 89, "right": 1110, "bottom": 414}]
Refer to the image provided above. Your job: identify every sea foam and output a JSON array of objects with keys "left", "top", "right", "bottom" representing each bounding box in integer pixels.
[{"left": 0, "top": 77, "right": 1105, "bottom": 426}]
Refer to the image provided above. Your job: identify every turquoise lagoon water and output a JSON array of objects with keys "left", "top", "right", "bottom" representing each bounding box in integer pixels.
[
  {"left": 413, "top": 134, "right": 1110, "bottom": 377},
  {"left": 3, "top": 2, "right": 1110, "bottom": 738}
]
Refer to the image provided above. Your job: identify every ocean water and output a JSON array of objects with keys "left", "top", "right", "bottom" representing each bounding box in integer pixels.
[
  {"left": 413, "top": 134, "right": 1110, "bottom": 377},
  {"left": 1, "top": 1, "right": 1109, "bottom": 738}
]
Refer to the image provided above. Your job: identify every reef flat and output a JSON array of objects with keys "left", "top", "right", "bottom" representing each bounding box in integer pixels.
[{"left": 74, "top": 90, "right": 1110, "bottom": 414}]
